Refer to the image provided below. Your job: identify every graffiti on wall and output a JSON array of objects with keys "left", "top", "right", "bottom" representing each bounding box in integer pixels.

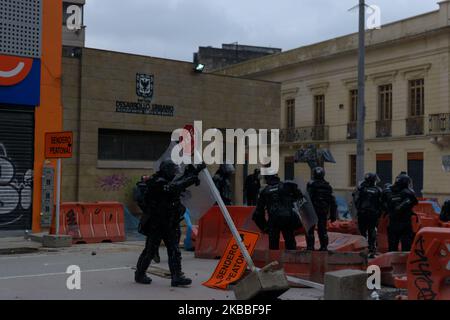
[
  {"left": 0, "top": 143, "right": 33, "bottom": 226},
  {"left": 97, "top": 174, "right": 130, "bottom": 192}
]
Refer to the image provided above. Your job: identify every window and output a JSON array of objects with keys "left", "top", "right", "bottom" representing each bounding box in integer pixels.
[
  {"left": 379, "top": 84, "right": 392, "bottom": 120},
  {"left": 98, "top": 129, "right": 172, "bottom": 161},
  {"left": 350, "top": 89, "right": 358, "bottom": 122},
  {"left": 284, "top": 157, "right": 295, "bottom": 181},
  {"left": 376, "top": 154, "right": 393, "bottom": 186},
  {"left": 349, "top": 155, "right": 357, "bottom": 187},
  {"left": 286, "top": 99, "right": 295, "bottom": 129},
  {"left": 409, "top": 79, "right": 424, "bottom": 117},
  {"left": 314, "top": 95, "right": 325, "bottom": 126}
]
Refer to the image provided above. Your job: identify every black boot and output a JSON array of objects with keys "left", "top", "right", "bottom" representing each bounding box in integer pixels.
[
  {"left": 171, "top": 274, "right": 192, "bottom": 287},
  {"left": 319, "top": 235, "right": 329, "bottom": 252},
  {"left": 135, "top": 245, "right": 153, "bottom": 285},
  {"left": 153, "top": 250, "right": 161, "bottom": 264},
  {"left": 135, "top": 271, "right": 152, "bottom": 285}
]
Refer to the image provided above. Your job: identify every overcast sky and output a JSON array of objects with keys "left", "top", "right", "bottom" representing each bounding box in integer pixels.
[{"left": 84, "top": 0, "right": 439, "bottom": 62}]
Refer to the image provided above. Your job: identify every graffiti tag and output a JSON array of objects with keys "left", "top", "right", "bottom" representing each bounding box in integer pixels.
[
  {"left": 410, "top": 236, "right": 437, "bottom": 300},
  {"left": 0, "top": 143, "right": 33, "bottom": 226},
  {"left": 97, "top": 174, "right": 130, "bottom": 192}
]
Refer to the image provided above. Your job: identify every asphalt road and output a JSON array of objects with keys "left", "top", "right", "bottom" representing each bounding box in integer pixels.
[{"left": 0, "top": 241, "right": 323, "bottom": 300}]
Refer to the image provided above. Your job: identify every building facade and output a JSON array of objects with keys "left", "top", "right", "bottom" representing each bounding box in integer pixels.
[
  {"left": 218, "top": 1, "right": 450, "bottom": 202},
  {"left": 61, "top": 48, "right": 281, "bottom": 216},
  {"left": 194, "top": 44, "right": 281, "bottom": 73},
  {"left": 0, "top": 0, "right": 63, "bottom": 232}
]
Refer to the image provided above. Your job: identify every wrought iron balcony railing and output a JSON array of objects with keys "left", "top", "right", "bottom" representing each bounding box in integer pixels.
[
  {"left": 406, "top": 116, "right": 424, "bottom": 136},
  {"left": 376, "top": 120, "right": 392, "bottom": 138},
  {"left": 429, "top": 113, "right": 450, "bottom": 135},
  {"left": 280, "top": 125, "right": 329, "bottom": 144}
]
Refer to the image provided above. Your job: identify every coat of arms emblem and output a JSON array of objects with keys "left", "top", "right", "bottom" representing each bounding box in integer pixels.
[{"left": 136, "top": 73, "right": 154, "bottom": 100}]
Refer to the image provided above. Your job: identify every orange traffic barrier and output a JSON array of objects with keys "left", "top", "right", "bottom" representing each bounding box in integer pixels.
[
  {"left": 252, "top": 249, "right": 367, "bottom": 284},
  {"left": 49, "top": 203, "right": 84, "bottom": 239},
  {"left": 328, "top": 220, "right": 359, "bottom": 235},
  {"left": 196, "top": 206, "right": 369, "bottom": 259},
  {"left": 195, "top": 206, "right": 255, "bottom": 259},
  {"left": 369, "top": 252, "right": 409, "bottom": 286},
  {"left": 404, "top": 227, "right": 450, "bottom": 300},
  {"left": 50, "top": 202, "right": 125, "bottom": 244},
  {"left": 414, "top": 201, "right": 440, "bottom": 216}
]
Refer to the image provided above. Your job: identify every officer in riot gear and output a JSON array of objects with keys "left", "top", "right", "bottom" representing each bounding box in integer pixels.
[
  {"left": 213, "top": 164, "right": 235, "bottom": 205},
  {"left": 383, "top": 174, "right": 418, "bottom": 252},
  {"left": 252, "top": 173, "right": 304, "bottom": 250},
  {"left": 306, "top": 167, "right": 338, "bottom": 251},
  {"left": 133, "top": 175, "right": 160, "bottom": 263},
  {"left": 440, "top": 200, "right": 450, "bottom": 223},
  {"left": 244, "top": 169, "right": 261, "bottom": 206},
  {"left": 352, "top": 173, "right": 382, "bottom": 258},
  {"left": 135, "top": 160, "right": 205, "bottom": 286}
]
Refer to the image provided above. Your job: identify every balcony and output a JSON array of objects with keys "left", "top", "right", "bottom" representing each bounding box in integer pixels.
[
  {"left": 406, "top": 116, "right": 424, "bottom": 136},
  {"left": 376, "top": 120, "right": 392, "bottom": 138},
  {"left": 429, "top": 113, "right": 450, "bottom": 135},
  {"left": 347, "top": 122, "right": 357, "bottom": 139},
  {"left": 280, "top": 126, "right": 329, "bottom": 144}
]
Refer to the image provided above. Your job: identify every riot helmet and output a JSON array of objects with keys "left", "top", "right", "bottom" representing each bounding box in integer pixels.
[
  {"left": 364, "top": 173, "right": 380, "bottom": 186},
  {"left": 394, "top": 174, "right": 412, "bottom": 190},
  {"left": 159, "top": 160, "right": 180, "bottom": 180},
  {"left": 312, "top": 167, "right": 325, "bottom": 180}
]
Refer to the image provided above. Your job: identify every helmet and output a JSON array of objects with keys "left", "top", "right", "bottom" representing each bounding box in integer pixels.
[
  {"left": 384, "top": 183, "right": 392, "bottom": 190},
  {"left": 159, "top": 160, "right": 180, "bottom": 180},
  {"left": 219, "top": 164, "right": 235, "bottom": 176},
  {"left": 364, "top": 173, "right": 380, "bottom": 186},
  {"left": 395, "top": 174, "right": 412, "bottom": 189},
  {"left": 312, "top": 167, "right": 325, "bottom": 180}
]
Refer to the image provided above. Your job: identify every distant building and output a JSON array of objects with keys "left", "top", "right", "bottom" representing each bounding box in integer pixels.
[
  {"left": 217, "top": 1, "right": 450, "bottom": 202},
  {"left": 62, "top": 0, "right": 85, "bottom": 58},
  {"left": 194, "top": 44, "right": 281, "bottom": 72}
]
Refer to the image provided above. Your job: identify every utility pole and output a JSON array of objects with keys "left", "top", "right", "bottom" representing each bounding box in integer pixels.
[{"left": 356, "top": 0, "right": 366, "bottom": 184}]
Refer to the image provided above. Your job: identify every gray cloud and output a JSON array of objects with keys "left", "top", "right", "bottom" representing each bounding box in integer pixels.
[{"left": 84, "top": 0, "right": 439, "bottom": 61}]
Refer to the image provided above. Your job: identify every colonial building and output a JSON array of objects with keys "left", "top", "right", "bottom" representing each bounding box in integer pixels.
[{"left": 217, "top": 1, "right": 450, "bottom": 202}]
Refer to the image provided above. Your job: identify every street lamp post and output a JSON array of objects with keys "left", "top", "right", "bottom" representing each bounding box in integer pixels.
[{"left": 356, "top": 0, "right": 366, "bottom": 184}]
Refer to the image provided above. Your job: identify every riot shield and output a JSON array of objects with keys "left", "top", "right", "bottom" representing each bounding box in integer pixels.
[
  {"left": 293, "top": 177, "right": 318, "bottom": 232},
  {"left": 180, "top": 169, "right": 217, "bottom": 222}
]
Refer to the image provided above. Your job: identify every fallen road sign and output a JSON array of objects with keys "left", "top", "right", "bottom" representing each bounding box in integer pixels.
[{"left": 203, "top": 230, "right": 260, "bottom": 290}]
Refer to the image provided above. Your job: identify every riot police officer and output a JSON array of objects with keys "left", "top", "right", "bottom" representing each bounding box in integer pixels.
[
  {"left": 440, "top": 200, "right": 450, "bottom": 223},
  {"left": 213, "top": 164, "right": 235, "bottom": 205},
  {"left": 383, "top": 174, "right": 418, "bottom": 252},
  {"left": 306, "top": 167, "right": 338, "bottom": 251},
  {"left": 244, "top": 169, "right": 261, "bottom": 206},
  {"left": 252, "top": 174, "right": 303, "bottom": 250},
  {"left": 353, "top": 173, "right": 382, "bottom": 258},
  {"left": 135, "top": 160, "right": 205, "bottom": 286}
]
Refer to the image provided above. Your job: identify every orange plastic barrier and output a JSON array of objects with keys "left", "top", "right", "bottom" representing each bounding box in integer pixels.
[
  {"left": 404, "top": 227, "right": 450, "bottom": 300},
  {"left": 369, "top": 252, "right": 409, "bottom": 286},
  {"left": 414, "top": 202, "right": 439, "bottom": 216},
  {"left": 195, "top": 206, "right": 255, "bottom": 259},
  {"left": 252, "top": 250, "right": 367, "bottom": 284},
  {"left": 196, "top": 206, "right": 369, "bottom": 259},
  {"left": 328, "top": 220, "right": 359, "bottom": 235},
  {"left": 50, "top": 202, "right": 125, "bottom": 244}
]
